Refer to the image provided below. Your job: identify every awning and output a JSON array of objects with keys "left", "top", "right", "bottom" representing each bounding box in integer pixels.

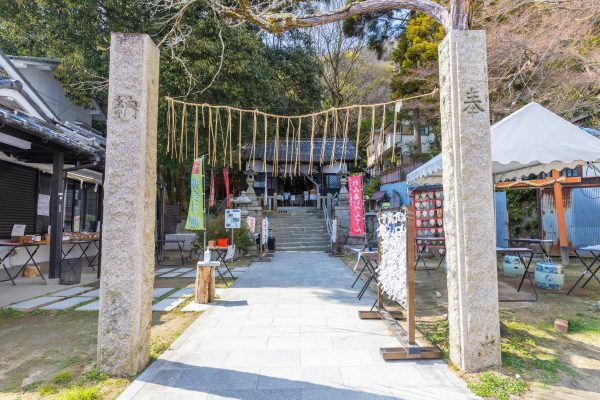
[{"left": 407, "top": 102, "right": 600, "bottom": 186}]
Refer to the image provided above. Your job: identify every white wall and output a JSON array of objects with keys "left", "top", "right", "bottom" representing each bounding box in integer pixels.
[{"left": 14, "top": 62, "right": 93, "bottom": 124}]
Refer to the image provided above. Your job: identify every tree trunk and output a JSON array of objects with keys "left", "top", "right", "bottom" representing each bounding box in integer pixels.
[{"left": 195, "top": 265, "right": 216, "bottom": 303}]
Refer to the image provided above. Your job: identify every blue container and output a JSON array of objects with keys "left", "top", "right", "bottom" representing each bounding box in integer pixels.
[
  {"left": 502, "top": 255, "right": 525, "bottom": 278},
  {"left": 535, "top": 262, "right": 564, "bottom": 290}
]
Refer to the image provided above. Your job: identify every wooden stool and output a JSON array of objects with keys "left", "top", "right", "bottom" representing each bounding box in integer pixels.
[{"left": 195, "top": 261, "right": 220, "bottom": 304}]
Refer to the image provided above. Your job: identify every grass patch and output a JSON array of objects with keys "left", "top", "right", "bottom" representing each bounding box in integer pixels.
[
  {"left": 53, "top": 370, "right": 74, "bottom": 385},
  {"left": 468, "top": 372, "right": 528, "bottom": 400},
  {"left": 57, "top": 385, "right": 100, "bottom": 400},
  {"left": 38, "top": 385, "right": 58, "bottom": 395},
  {"left": 418, "top": 319, "right": 449, "bottom": 360},
  {"left": 0, "top": 307, "right": 24, "bottom": 319},
  {"left": 150, "top": 330, "right": 182, "bottom": 361},
  {"left": 567, "top": 314, "right": 600, "bottom": 335},
  {"left": 501, "top": 318, "right": 574, "bottom": 384},
  {"left": 83, "top": 369, "right": 109, "bottom": 382}
]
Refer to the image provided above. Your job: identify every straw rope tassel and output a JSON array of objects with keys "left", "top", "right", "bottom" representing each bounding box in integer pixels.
[
  {"left": 252, "top": 111, "right": 258, "bottom": 170},
  {"left": 214, "top": 107, "right": 220, "bottom": 166},
  {"left": 321, "top": 111, "right": 329, "bottom": 165},
  {"left": 370, "top": 106, "right": 376, "bottom": 160},
  {"left": 179, "top": 104, "right": 187, "bottom": 161},
  {"left": 238, "top": 110, "right": 243, "bottom": 170},
  {"left": 274, "top": 118, "right": 280, "bottom": 177},
  {"left": 227, "top": 108, "right": 233, "bottom": 167},
  {"left": 289, "top": 118, "right": 296, "bottom": 177},
  {"left": 263, "top": 114, "right": 268, "bottom": 175},
  {"left": 208, "top": 107, "right": 213, "bottom": 166},
  {"left": 309, "top": 115, "right": 315, "bottom": 174},
  {"left": 170, "top": 100, "right": 177, "bottom": 157},
  {"left": 341, "top": 110, "right": 350, "bottom": 168},
  {"left": 283, "top": 118, "right": 290, "bottom": 177},
  {"left": 194, "top": 106, "right": 199, "bottom": 159},
  {"left": 379, "top": 104, "right": 386, "bottom": 160},
  {"left": 392, "top": 101, "right": 400, "bottom": 162},
  {"left": 330, "top": 109, "right": 338, "bottom": 166},
  {"left": 296, "top": 117, "right": 302, "bottom": 175},
  {"left": 355, "top": 106, "right": 362, "bottom": 166},
  {"left": 166, "top": 99, "right": 171, "bottom": 155}
]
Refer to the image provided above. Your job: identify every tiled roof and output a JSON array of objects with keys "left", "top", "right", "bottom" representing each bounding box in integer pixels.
[
  {"left": 0, "top": 104, "right": 105, "bottom": 159},
  {"left": 242, "top": 138, "right": 358, "bottom": 162}
]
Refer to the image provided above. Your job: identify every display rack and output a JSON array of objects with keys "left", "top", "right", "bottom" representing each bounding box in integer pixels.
[
  {"left": 412, "top": 188, "right": 445, "bottom": 254},
  {"left": 358, "top": 206, "right": 442, "bottom": 361}
]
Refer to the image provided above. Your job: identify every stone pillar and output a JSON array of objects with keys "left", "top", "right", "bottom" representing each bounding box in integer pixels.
[
  {"left": 97, "top": 33, "right": 159, "bottom": 375},
  {"left": 438, "top": 30, "right": 501, "bottom": 371}
]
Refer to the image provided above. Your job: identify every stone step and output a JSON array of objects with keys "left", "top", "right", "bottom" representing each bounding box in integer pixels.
[{"left": 277, "top": 245, "right": 331, "bottom": 252}]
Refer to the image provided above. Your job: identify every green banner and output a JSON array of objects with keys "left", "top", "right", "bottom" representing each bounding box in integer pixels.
[{"left": 185, "top": 158, "right": 205, "bottom": 230}]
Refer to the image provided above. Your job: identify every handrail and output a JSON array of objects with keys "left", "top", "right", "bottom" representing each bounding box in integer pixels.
[
  {"left": 213, "top": 198, "right": 227, "bottom": 215},
  {"left": 321, "top": 198, "right": 333, "bottom": 245}
]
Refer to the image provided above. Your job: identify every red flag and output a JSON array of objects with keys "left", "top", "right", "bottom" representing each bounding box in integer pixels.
[
  {"left": 223, "top": 167, "right": 230, "bottom": 208},
  {"left": 348, "top": 175, "right": 365, "bottom": 236},
  {"left": 209, "top": 170, "right": 215, "bottom": 207}
]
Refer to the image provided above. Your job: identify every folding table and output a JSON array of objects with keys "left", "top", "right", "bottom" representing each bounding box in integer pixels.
[
  {"left": 350, "top": 250, "right": 378, "bottom": 300},
  {"left": 567, "top": 245, "right": 600, "bottom": 295},
  {"left": 208, "top": 245, "right": 235, "bottom": 286},
  {"left": 509, "top": 238, "right": 555, "bottom": 260},
  {"left": 0, "top": 242, "right": 45, "bottom": 285},
  {"left": 155, "top": 239, "right": 186, "bottom": 267},
  {"left": 496, "top": 247, "right": 537, "bottom": 302},
  {"left": 62, "top": 240, "right": 100, "bottom": 270},
  {"left": 414, "top": 237, "right": 446, "bottom": 274}
]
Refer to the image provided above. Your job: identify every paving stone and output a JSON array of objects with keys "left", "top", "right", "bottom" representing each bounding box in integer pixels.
[
  {"left": 181, "top": 302, "right": 210, "bottom": 312},
  {"left": 152, "top": 298, "right": 185, "bottom": 312},
  {"left": 158, "top": 272, "right": 184, "bottom": 278},
  {"left": 172, "top": 267, "right": 194, "bottom": 274},
  {"left": 50, "top": 286, "right": 93, "bottom": 297},
  {"left": 80, "top": 289, "right": 100, "bottom": 297},
  {"left": 115, "top": 251, "right": 476, "bottom": 399},
  {"left": 9, "top": 296, "right": 65, "bottom": 310},
  {"left": 40, "top": 296, "right": 92, "bottom": 310},
  {"left": 168, "top": 288, "right": 195, "bottom": 298},
  {"left": 77, "top": 300, "right": 100, "bottom": 311},
  {"left": 181, "top": 271, "right": 197, "bottom": 278},
  {"left": 154, "top": 268, "right": 175, "bottom": 275},
  {"left": 152, "top": 288, "right": 175, "bottom": 298}
]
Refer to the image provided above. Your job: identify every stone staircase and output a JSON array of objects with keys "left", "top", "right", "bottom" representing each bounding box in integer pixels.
[{"left": 269, "top": 207, "right": 331, "bottom": 252}]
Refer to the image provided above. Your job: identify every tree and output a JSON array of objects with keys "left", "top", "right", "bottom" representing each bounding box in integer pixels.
[{"left": 0, "top": 0, "right": 324, "bottom": 207}]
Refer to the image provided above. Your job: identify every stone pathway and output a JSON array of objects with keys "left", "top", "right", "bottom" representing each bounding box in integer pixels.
[{"left": 119, "top": 252, "right": 479, "bottom": 400}]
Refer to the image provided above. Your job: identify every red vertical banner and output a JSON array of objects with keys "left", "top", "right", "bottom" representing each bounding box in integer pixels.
[
  {"left": 223, "top": 167, "right": 230, "bottom": 208},
  {"left": 209, "top": 170, "right": 215, "bottom": 208},
  {"left": 348, "top": 175, "right": 365, "bottom": 236}
]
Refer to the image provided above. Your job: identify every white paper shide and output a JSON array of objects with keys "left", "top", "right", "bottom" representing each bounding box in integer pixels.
[{"left": 377, "top": 210, "right": 408, "bottom": 308}]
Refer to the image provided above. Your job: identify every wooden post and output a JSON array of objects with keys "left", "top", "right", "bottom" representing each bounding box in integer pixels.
[
  {"left": 377, "top": 210, "right": 383, "bottom": 308},
  {"left": 406, "top": 204, "right": 416, "bottom": 345},
  {"left": 551, "top": 170, "right": 570, "bottom": 264},
  {"left": 195, "top": 262, "right": 218, "bottom": 303}
]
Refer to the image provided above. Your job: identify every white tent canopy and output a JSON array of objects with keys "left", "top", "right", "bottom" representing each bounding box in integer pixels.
[{"left": 407, "top": 102, "right": 600, "bottom": 186}]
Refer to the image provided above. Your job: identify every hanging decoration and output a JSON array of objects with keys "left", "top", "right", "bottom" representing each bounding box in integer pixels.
[
  {"left": 348, "top": 174, "right": 365, "bottom": 236},
  {"left": 163, "top": 89, "right": 438, "bottom": 175},
  {"left": 377, "top": 209, "right": 408, "bottom": 307},
  {"left": 184, "top": 158, "right": 205, "bottom": 231},
  {"left": 223, "top": 167, "right": 230, "bottom": 208},
  {"left": 208, "top": 170, "right": 215, "bottom": 208}
]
